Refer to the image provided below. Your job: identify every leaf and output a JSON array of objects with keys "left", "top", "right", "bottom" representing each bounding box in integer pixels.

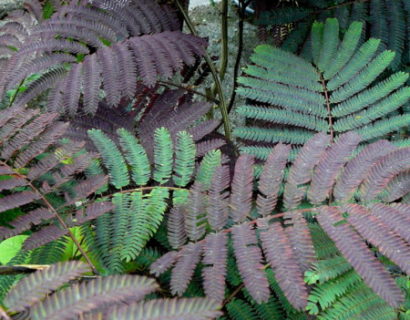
[
  {"left": 232, "top": 223, "right": 270, "bottom": 304},
  {"left": 317, "top": 206, "right": 404, "bottom": 307},
  {"left": 0, "top": 235, "right": 28, "bottom": 264},
  {"left": 109, "top": 297, "right": 222, "bottom": 320},
  {"left": 5, "top": 261, "right": 90, "bottom": 312}
]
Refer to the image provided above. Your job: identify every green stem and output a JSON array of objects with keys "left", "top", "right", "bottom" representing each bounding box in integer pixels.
[
  {"left": 8, "top": 79, "right": 25, "bottom": 108},
  {"left": 175, "top": 0, "right": 232, "bottom": 142}
]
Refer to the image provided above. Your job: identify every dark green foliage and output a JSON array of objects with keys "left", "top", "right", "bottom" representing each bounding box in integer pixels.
[
  {"left": 256, "top": 0, "right": 410, "bottom": 69},
  {"left": 83, "top": 127, "right": 223, "bottom": 273},
  {"left": 234, "top": 19, "right": 410, "bottom": 156}
]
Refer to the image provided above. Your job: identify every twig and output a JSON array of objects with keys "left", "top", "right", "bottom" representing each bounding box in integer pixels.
[
  {"left": 223, "top": 283, "right": 245, "bottom": 307},
  {"left": 116, "top": 185, "right": 187, "bottom": 194},
  {"left": 169, "top": 208, "right": 316, "bottom": 255},
  {"left": 320, "top": 74, "right": 333, "bottom": 141},
  {"left": 0, "top": 161, "right": 99, "bottom": 275},
  {"left": 227, "top": 0, "right": 247, "bottom": 112},
  {"left": 158, "top": 80, "right": 219, "bottom": 104},
  {"left": 8, "top": 79, "right": 24, "bottom": 108},
  {"left": 219, "top": 0, "right": 229, "bottom": 81},
  {"left": 175, "top": 0, "right": 232, "bottom": 142},
  {"left": 0, "top": 264, "right": 50, "bottom": 275}
]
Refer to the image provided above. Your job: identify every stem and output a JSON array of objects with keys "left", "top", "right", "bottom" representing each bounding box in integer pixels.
[
  {"left": 158, "top": 80, "right": 219, "bottom": 104},
  {"left": 0, "top": 265, "right": 50, "bottom": 275},
  {"left": 175, "top": 0, "right": 232, "bottom": 142},
  {"left": 172, "top": 208, "right": 316, "bottom": 250},
  {"left": 223, "top": 283, "right": 245, "bottom": 307},
  {"left": 219, "top": 0, "right": 229, "bottom": 81},
  {"left": 0, "top": 161, "right": 99, "bottom": 274},
  {"left": 320, "top": 74, "right": 334, "bottom": 204},
  {"left": 8, "top": 79, "right": 25, "bottom": 108},
  {"left": 116, "top": 185, "right": 187, "bottom": 194},
  {"left": 320, "top": 74, "right": 333, "bottom": 141},
  {"left": 227, "top": 0, "right": 246, "bottom": 112}
]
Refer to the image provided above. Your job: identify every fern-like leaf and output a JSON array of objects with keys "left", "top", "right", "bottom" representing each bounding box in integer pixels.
[
  {"left": 207, "top": 165, "right": 230, "bottom": 231},
  {"left": 317, "top": 206, "right": 404, "bottom": 307},
  {"left": 5, "top": 261, "right": 90, "bottom": 312},
  {"left": 170, "top": 242, "right": 202, "bottom": 296},
  {"left": 202, "top": 232, "right": 228, "bottom": 303},
  {"left": 30, "top": 275, "right": 159, "bottom": 320},
  {"left": 153, "top": 127, "right": 173, "bottom": 184},
  {"left": 257, "top": 219, "right": 308, "bottom": 310},
  {"left": 173, "top": 131, "right": 196, "bottom": 187},
  {"left": 117, "top": 128, "right": 150, "bottom": 186},
  {"left": 88, "top": 129, "right": 129, "bottom": 189},
  {"left": 109, "top": 297, "right": 222, "bottom": 320},
  {"left": 256, "top": 143, "right": 290, "bottom": 216},
  {"left": 232, "top": 223, "right": 270, "bottom": 304},
  {"left": 230, "top": 155, "right": 254, "bottom": 223}
]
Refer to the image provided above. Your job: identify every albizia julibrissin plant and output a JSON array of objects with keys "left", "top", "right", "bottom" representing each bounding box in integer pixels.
[{"left": 0, "top": 102, "right": 409, "bottom": 319}]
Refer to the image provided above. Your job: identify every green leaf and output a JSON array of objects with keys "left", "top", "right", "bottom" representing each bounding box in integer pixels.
[
  {"left": 153, "top": 127, "right": 173, "bottom": 185},
  {"left": 42, "top": 0, "right": 55, "bottom": 19},
  {"left": 173, "top": 131, "right": 196, "bottom": 187},
  {"left": 0, "top": 235, "right": 29, "bottom": 264},
  {"left": 61, "top": 227, "right": 83, "bottom": 261}
]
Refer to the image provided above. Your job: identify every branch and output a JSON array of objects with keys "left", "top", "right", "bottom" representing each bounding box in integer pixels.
[
  {"left": 0, "top": 264, "right": 50, "bottom": 275},
  {"left": 222, "top": 283, "right": 245, "bottom": 307},
  {"left": 320, "top": 73, "right": 333, "bottom": 141},
  {"left": 228, "top": 0, "right": 247, "bottom": 112},
  {"left": 0, "top": 161, "right": 99, "bottom": 275},
  {"left": 175, "top": 0, "right": 232, "bottom": 142},
  {"left": 158, "top": 80, "right": 220, "bottom": 104},
  {"left": 219, "top": 0, "right": 229, "bottom": 81}
]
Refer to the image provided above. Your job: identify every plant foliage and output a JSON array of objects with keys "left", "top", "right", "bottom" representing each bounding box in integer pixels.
[
  {"left": 0, "top": 0, "right": 409, "bottom": 319},
  {"left": 4, "top": 261, "right": 221, "bottom": 320},
  {"left": 235, "top": 19, "right": 410, "bottom": 157},
  {"left": 150, "top": 132, "right": 410, "bottom": 314},
  {"left": 0, "top": 105, "right": 111, "bottom": 250},
  {"left": 0, "top": 0, "right": 207, "bottom": 114}
]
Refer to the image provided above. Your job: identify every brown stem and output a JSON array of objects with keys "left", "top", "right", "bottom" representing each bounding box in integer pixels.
[
  {"left": 61, "top": 186, "right": 190, "bottom": 219},
  {"left": 175, "top": 208, "right": 316, "bottom": 254},
  {"left": 0, "top": 265, "right": 50, "bottom": 275},
  {"left": 223, "top": 283, "right": 245, "bottom": 307},
  {"left": 116, "top": 186, "right": 187, "bottom": 194},
  {"left": 0, "top": 161, "right": 99, "bottom": 274},
  {"left": 320, "top": 74, "right": 333, "bottom": 141},
  {"left": 158, "top": 80, "right": 219, "bottom": 104}
]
